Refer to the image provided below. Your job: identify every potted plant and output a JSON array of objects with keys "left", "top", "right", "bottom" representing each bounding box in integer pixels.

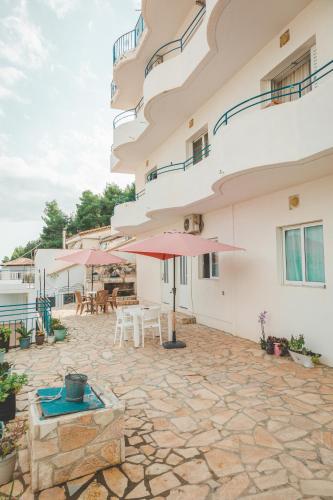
[
  {"left": 52, "top": 318, "right": 67, "bottom": 342},
  {"left": 288, "top": 335, "right": 321, "bottom": 368},
  {"left": 16, "top": 325, "right": 32, "bottom": 350},
  {"left": 0, "top": 369, "right": 28, "bottom": 421},
  {"left": 266, "top": 336, "right": 275, "bottom": 355},
  {"left": 0, "top": 419, "right": 26, "bottom": 485},
  {"left": 0, "top": 328, "right": 11, "bottom": 353},
  {"left": 279, "top": 338, "right": 289, "bottom": 357},
  {"left": 35, "top": 329, "right": 45, "bottom": 346},
  {"left": 258, "top": 311, "right": 268, "bottom": 350}
]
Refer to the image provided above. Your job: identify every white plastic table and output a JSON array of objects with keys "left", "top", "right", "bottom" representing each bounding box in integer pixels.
[{"left": 123, "top": 306, "right": 143, "bottom": 348}]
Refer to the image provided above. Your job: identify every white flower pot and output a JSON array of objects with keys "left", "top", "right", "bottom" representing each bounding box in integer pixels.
[
  {"left": 0, "top": 451, "right": 16, "bottom": 485},
  {"left": 47, "top": 336, "right": 55, "bottom": 345},
  {"left": 289, "top": 350, "right": 314, "bottom": 368}
]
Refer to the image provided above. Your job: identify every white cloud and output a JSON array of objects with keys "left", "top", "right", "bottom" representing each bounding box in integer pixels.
[
  {"left": 0, "top": 2, "right": 48, "bottom": 69},
  {"left": 0, "top": 67, "right": 26, "bottom": 86},
  {"left": 42, "top": 0, "right": 81, "bottom": 18},
  {"left": 75, "top": 62, "right": 97, "bottom": 89},
  {"left": 0, "top": 124, "right": 133, "bottom": 224}
]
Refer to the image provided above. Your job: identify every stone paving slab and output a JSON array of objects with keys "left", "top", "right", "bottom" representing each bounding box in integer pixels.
[{"left": 3, "top": 307, "right": 333, "bottom": 499}]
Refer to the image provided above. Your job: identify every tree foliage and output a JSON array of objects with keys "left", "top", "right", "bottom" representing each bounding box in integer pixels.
[
  {"left": 39, "top": 200, "right": 68, "bottom": 249},
  {"left": 3, "top": 182, "right": 135, "bottom": 261}
]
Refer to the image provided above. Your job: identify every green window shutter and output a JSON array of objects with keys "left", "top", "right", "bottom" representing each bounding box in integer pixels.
[
  {"left": 304, "top": 225, "right": 325, "bottom": 283},
  {"left": 285, "top": 228, "right": 303, "bottom": 281}
]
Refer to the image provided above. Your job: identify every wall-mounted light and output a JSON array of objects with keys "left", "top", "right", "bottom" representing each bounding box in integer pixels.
[{"left": 289, "top": 194, "right": 300, "bottom": 210}]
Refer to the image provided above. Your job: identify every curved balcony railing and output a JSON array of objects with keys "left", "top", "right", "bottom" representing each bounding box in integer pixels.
[
  {"left": 146, "top": 143, "right": 211, "bottom": 182},
  {"left": 213, "top": 59, "right": 333, "bottom": 135},
  {"left": 110, "top": 80, "right": 117, "bottom": 101},
  {"left": 113, "top": 97, "right": 144, "bottom": 129},
  {"left": 113, "top": 14, "right": 145, "bottom": 65},
  {"left": 145, "top": 5, "right": 206, "bottom": 77},
  {"left": 135, "top": 188, "right": 145, "bottom": 200}
]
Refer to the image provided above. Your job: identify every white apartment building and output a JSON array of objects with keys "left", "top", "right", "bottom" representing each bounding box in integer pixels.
[{"left": 110, "top": 0, "right": 333, "bottom": 364}]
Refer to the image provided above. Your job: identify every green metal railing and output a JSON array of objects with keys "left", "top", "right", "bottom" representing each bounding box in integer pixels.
[
  {"left": 113, "top": 97, "right": 144, "bottom": 129},
  {"left": 110, "top": 80, "right": 117, "bottom": 101},
  {"left": 146, "top": 143, "right": 211, "bottom": 182},
  {"left": 113, "top": 14, "right": 145, "bottom": 65},
  {"left": 213, "top": 59, "right": 333, "bottom": 135},
  {"left": 0, "top": 298, "right": 51, "bottom": 347},
  {"left": 136, "top": 189, "right": 145, "bottom": 200},
  {"left": 145, "top": 5, "right": 206, "bottom": 77}
]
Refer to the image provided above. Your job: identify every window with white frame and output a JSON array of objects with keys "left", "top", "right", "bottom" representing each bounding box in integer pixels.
[
  {"left": 283, "top": 222, "right": 325, "bottom": 285},
  {"left": 163, "top": 260, "right": 169, "bottom": 283},
  {"left": 179, "top": 256, "right": 187, "bottom": 285},
  {"left": 199, "top": 247, "right": 219, "bottom": 279},
  {"left": 192, "top": 131, "right": 209, "bottom": 165}
]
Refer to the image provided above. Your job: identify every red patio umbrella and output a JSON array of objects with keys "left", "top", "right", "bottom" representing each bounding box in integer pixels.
[
  {"left": 56, "top": 249, "right": 125, "bottom": 291},
  {"left": 118, "top": 232, "right": 244, "bottom": 349}
]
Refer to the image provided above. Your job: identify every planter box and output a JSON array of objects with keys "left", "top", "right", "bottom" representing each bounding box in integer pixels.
[
  {"left": 0, "top": 451, "right": 16, "bottom": 486},
  {"left": 289, "top": 349, "right": 314, "bottom": 368},
  {"left": 28, "top": 385, "right": 125, "bottom": 492}
]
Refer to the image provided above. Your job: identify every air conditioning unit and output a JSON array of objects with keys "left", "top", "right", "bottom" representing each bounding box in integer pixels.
[{"left": 183, "top": 214, "right": 203, "bottom": 234}]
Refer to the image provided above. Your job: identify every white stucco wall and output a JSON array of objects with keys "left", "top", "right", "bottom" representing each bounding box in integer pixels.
[
  {"left": 135, "top": 173, "right": 333, "bottom": 366},
  {"left": 133, "top": 0, "right": 333, "bottom": 193},
  {"left": 34, "top": 250, "right": 85, "bottom": 298}
]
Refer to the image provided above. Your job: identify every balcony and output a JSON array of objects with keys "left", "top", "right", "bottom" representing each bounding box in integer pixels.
[
  {"left": 111, "top": 0, "right": 195, "bottom": 109},
  {"left": 112, "top": 145, "right": 215, "bottom": 232},
  {"left": 113, "top": 15, "right": 145, "bottom": 66},
  {"left": 0, "top": 269, "right": 35, "bottom": 287},
  {"left": 112, "top": 61, "right": 333, "bottom": 233},
  {"left": 144, "top": 4, "right": 206, "bottom": 77},
  {"left": 112, "top": 0, "right": 313, "bottom": 174}
]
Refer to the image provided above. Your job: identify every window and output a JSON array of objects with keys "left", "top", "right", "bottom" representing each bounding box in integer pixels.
[
  {"left": 163, "top": 260, "right": 169, "bottom": 283},
  {"left": 199, "top": 248, "right": 219, "bottom": 279},
  {"left": 271, "top": 51, "right": 311, "bottom": 103},
  {"left": 283, "top": 222, "right": 325, "bottom": 285},
  {"left": 192, "top": 132, "right": 209, "bottom": 165},
  {"left": 179, "top": 256, "right": 187, "bottom": 285}
]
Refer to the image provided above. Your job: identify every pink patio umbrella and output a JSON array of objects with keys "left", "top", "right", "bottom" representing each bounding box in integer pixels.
[
  {"left": 56, "top": 249, "right": 125, "bottom": 292},
  {"left": 118, "top": 232, "right": 244, "bottom": 349}
]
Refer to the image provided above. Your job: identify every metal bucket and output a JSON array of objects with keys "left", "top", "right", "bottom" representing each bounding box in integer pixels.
[{"left": 65, "top": 373, "right": 88, "bottom": 402}]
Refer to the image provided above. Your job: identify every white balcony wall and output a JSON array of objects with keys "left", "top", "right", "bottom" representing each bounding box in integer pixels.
[
  {"left": 118, "top": 74, "right": 333, "bottom": 234},
  {"left": 113, "top": 110, "right": 147, "bottom": 152},
  {"left": 126, "top": 0, "right": 332, "bottom": 186}
]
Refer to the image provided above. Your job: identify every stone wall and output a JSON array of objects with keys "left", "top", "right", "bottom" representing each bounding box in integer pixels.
[{"left": 28, "top": 389, "right": 125, "bottom": 492}]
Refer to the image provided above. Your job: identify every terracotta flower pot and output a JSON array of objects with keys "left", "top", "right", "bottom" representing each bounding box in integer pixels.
[
  {"left": 35, "top": 334, "right": 44, "bottom": 346},
  {"left": 274, "top": 343, "right": 282, "bottom": 356}
]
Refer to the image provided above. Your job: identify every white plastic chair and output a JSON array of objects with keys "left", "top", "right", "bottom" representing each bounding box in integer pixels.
[
  {"left": 113, "top": 308, "right": 134, "bottom": 346},
  {"left": 141, "top": 306, "right": 162, "bottom": 347}
]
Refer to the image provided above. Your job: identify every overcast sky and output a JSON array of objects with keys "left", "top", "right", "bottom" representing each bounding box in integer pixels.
[{"left": 0, "top": 0, "right": 138, "bottom": 257}]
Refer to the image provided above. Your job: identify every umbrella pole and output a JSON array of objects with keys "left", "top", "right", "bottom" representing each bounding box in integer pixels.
[
  {"left": 163, "top": 255, "right": 186, "bottom": 349},
  {"left": 91, "top": 265, "right": 94, "bottom": 292}
]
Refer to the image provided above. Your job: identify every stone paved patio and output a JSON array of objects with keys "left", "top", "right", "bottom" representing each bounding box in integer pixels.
[{"left": 3, "top": 308, "right": 333, "bottom": 499}]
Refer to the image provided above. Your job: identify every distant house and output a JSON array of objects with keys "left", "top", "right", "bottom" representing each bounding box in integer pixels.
[
  {"left": 0, "top": 256, "right": 36, "bottom": 316},
  {"left": 66, "top": 226, "right": 112, "bottom": 250}
]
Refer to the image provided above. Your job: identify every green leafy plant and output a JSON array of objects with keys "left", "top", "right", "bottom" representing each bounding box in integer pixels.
[
  {"left": 52, "top": 319, "right": 66, "bottom": 331},
  {"left": 16, "top": 325, "right": 33, "bottom": 339},
  {"left": 0, "top": 327, "right": 11, "bottom": 342},
  {"left": 0, "top": 363, "right": 11, "bottom": 378},
  {"left": 0, "top": 373, "right": 28, "bottom": 403},
  {"left": 289, "top": 334, "right": 305, "bottom": 353},
  {"left": 0, "top": 419, "right": 26, "bottom": 458}
]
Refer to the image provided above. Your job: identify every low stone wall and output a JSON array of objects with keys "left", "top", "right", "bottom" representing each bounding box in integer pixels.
[{"left": 28, "top": 387, "right": 125, "bottom": 492}]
